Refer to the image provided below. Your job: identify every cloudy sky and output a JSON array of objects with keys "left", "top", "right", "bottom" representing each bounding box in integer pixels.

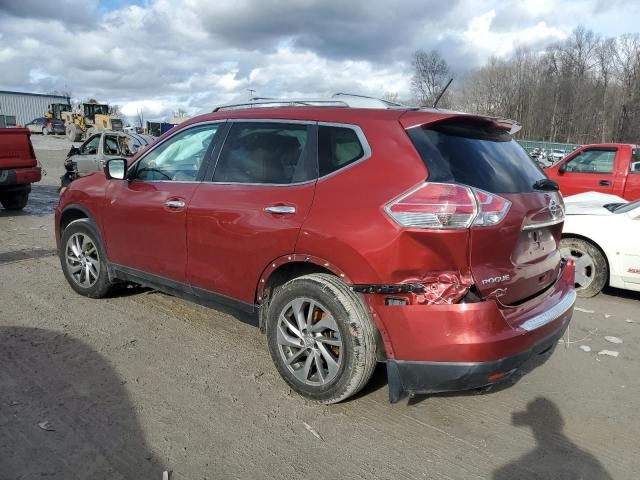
[{"left": 1, "top": 0, "right": 638, "bottom": 121}]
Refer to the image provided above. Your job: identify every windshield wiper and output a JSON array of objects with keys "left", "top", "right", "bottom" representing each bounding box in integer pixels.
[{"left": 532, "top": 178, "right": 559, "bottom": 191}]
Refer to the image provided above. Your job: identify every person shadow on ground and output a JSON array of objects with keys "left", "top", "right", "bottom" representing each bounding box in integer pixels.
[
  {"left": 0, "top": 326, "right": 165, "bottom": 478},
  {"left": 493, "top": 397, "right": 612, "bottom": 480}
]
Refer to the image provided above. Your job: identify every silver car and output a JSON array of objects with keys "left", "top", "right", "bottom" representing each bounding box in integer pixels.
[{"left": 60, "top": 130, "right": 155, "bottom": 189}]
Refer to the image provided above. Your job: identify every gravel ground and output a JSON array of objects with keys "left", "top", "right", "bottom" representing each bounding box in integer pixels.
[{"left": 0, "top": 136, "right": 638, "bottom": 479}]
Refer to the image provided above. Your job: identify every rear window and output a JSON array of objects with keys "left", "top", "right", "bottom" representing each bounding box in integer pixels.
[{"left": 407, "top": 121, "right": 546, "bottom": 193}]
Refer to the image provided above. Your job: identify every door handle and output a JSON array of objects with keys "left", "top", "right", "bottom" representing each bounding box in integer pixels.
[
  {"left": 599, "top": 180, "right": 611, "bottom": 186},
  {"left": 165, "top": 199, "right": 186, "bottom": 209},
  {"left": 264, "top": 205, "right": 296, "bottom": 215}
]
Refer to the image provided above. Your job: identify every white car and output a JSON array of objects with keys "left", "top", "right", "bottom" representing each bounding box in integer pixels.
[{"left": 561, "top": 192, "right": 640, "bottom": 296}]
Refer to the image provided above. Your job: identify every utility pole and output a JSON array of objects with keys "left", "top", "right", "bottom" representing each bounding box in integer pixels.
[{"left": 247, "top": 88, "right": 256, "bottom": 99}]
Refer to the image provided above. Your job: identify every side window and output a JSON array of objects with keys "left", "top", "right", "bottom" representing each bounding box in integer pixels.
[
  {"left": 103, "top": 135, "right": 120, "bottom": 155},
  {"left": 133, "top": 124, "right": 219, "bottom": 181},
  {"left": 213, "top": 123, "right": 312, "bottom": 184},
  {"left": 565, "top": 149, "right": 616, "bottom": 174},
  {"left": 80, "top": 135, "right": 101, "bottom": 155},
  {"left": 318, "top": 125, "right": 365, "bottom": 177},
  {"left": 631, "top": 148, "right": 640, "bottom": 173}
]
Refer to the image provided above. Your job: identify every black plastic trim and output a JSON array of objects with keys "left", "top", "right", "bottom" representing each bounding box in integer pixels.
[
  {"left": 109, "top": 263, "right": 257, "bottom": 314},
  {"left": 352, "top": 283, "right": 425, "bottom": 294}
]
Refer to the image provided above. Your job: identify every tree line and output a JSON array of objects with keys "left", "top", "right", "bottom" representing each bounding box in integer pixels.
[{"left": 411, "top": 27, "right": 640, "bottom": 144}]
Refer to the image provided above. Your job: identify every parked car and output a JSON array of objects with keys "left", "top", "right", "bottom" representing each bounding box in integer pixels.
[
  {"left": 60, "top": 130, "right": 155, "bottom": 189},
  {"left": 55, "top": 96, "right": 576, "bottom": 403},
  {"left": 550, "top": 149, "right": 566, "bottom": 162},
  {"left": 546, "top": 143, "right": 640, "bottom": 200},
  {"left": 0, "top": 128, "right": 41, "bottom": 210},
  {"left": 561, "top": 192, "right": 640, "bottom": 297},
  {"left": 25, "top": 117, "right": 66, "bottom": 135}
]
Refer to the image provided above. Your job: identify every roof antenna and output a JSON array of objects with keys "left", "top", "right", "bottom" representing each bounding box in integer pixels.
[{"left": 432, "top": 78, "right": 453, "bottom": 108}]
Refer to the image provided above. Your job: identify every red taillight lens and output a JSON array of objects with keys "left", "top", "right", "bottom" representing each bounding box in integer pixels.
[
  {"left": 385, "top": 182, "right": 511, "bottom": 230},
  {"left": 472, "top": 188, "right": 511, "bottom": 226},
  {"left": 48, "top": 122, "right": 53, "bottom": 127},
  {"left": 386, "top": 182, "right": 477, "bottom": 229}
]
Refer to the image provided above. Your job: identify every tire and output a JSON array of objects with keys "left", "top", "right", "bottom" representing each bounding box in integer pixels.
[
  {"left": 560, "top": 237, "right": 608, "bottom": 297},
  {"left": 59, "top": 219, "right": 113, "bottom": 298},
  {"left": 85, "top": 127, "right": 96, "bottom": 139},
  {"left": 66, "top": 124, "right": 82, "bottom": 142},
  {"left": 266, "top": 273, "right": 377, "bottom": 404},
  {"left": 0, "top": 190, "right": 29, "bottom": 210},
  {"left": 42, "top": 127, "right": 49, "bottom": 136}
]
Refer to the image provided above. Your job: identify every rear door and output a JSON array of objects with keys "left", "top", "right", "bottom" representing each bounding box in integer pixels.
[
  {"left": 186, "top": 120, "right": 317, "bottom": 304},
  {"left": 551, "top": 147, "right": 619, "bottom": 196},
  {"left": 407, "top": 119, "right": 563, "bottom": 306}
]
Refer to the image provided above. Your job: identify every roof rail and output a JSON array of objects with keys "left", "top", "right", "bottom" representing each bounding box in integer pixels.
[{"left": 212, "top": 93, "right": 407, "bottom": 112}]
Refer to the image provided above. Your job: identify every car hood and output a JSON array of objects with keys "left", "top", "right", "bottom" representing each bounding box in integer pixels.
[{"left": 564, "top": 192, "right": 627, "bottom": 215}]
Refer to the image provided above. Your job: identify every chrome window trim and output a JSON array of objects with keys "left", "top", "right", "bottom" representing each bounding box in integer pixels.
[
  {"left": 128, "top": 120, "right": 225, "bottom": 182},
  {"left": 316, "top": 121, "right": 372, "bottom": 182}
]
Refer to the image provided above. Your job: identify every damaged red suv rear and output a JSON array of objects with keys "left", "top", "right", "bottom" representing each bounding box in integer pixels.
[{"left": 55, "top": 96, "right": 575, "bottom": 403}]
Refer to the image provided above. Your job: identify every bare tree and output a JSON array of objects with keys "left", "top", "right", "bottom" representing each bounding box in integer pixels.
[
  {"left": 136, "top": 109, "right": 145, "bottom": 128},
  {"left": 411, "top": 50, "right": 452, "bottom": 107},
  {"left": 455, "top": 26, "right": 640, "bottom": 144}
]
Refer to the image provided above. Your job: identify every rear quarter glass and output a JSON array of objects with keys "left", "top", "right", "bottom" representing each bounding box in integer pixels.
[{"left": 407, "top": 121, "right": 547, "bottom": 194}]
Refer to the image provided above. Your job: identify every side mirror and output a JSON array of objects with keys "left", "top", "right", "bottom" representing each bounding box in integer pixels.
[
  {"left": 67, "top": 146, "right": 80, "bottom": 157},
  {"left": 104, "top": 158, "right": 127, "bottom": 180},
  {"left": 558, "top": 163, "right": 566, "bottom": 175}
]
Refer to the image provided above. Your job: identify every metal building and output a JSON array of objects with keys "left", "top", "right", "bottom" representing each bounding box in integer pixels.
[{"left": 0, "top": 90, "right": 70, "bottom": 126}]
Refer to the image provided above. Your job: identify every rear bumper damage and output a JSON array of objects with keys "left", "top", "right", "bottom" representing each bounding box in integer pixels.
[
  {"left": 386, "top": 313, "right": 570, "bottom": 402},
  {"left": 378, "top": 261, "right": 576, "bottom": 403}
]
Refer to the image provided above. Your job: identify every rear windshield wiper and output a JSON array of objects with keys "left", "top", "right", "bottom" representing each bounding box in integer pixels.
[{"left": 532, "top": 178, "right": 559, "bottom": 191}]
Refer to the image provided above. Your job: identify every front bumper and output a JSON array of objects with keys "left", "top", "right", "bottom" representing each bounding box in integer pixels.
[
  {"left": 374, "top": 261, "right": 576, "bottom": 402},
  {"left": 0, "top": 167, "right": 42, "bottom": 187}
]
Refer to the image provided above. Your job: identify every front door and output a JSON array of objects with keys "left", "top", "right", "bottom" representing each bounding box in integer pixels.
[
  {"left": 551, "top": 147, "right": 618, "bottom": 196},
  {"left": 187, "top": 121, "right": 317, "bottom": 304},
  {"left": 102, "top": 123, "right": 222, "bottom": 283}
]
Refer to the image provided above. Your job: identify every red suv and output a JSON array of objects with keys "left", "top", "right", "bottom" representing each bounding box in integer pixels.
[{"left": 55, "top": 96, "right": 576, "bottom": 403}]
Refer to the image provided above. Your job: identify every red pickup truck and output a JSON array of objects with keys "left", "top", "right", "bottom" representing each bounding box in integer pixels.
[
  {"left": 546, "top": 143, "right": 640, "bottom": 201},
  {"left": 0, "top": 128, "right": 42, "bottom": 210}
]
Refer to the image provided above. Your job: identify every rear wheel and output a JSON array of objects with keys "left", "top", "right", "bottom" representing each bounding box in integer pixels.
[
  {"left": 60, "top": 219, "right": 113, "bottom": 298},
  {"left": 0, "top": 190, "right": 29, "bottom": 210},
  {"left": 560, "top": 237, "right": 608, "bottom": 297},
  {"left": 42, "top": 127, "right": 49, "bottom": 135},
  {"left": 266, "top": 273, "right": 377, "bottom": 404}
]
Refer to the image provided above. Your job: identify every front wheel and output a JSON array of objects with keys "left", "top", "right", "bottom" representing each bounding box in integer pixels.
[
  {"left": 560, "top": 237, "right": 608, "bottom": 297},
  {"left": 60, "top": 219, "right": 113, "bottom": 298},
  {"left": 266, "top": 273, "right": 377, "bottom": 404},
  {"left": 42, "top": 127, "right": 49, "bottom": 136}
]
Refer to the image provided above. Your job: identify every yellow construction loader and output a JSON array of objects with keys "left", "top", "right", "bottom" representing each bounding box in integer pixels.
[{"left": 58, "top": 101, "right": 123, "bottom": 141}]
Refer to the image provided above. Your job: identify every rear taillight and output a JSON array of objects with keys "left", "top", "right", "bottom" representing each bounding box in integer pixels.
[
  {"left": 385, "top": 182, "right": 511, "bottom": 230},
  {"left": 472, "top": 188, "right": 511, "bottom": 226}
]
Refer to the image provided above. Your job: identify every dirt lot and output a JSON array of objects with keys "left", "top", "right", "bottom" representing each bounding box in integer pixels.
[{"left": 1, "top": 135, "right": 639, "bottom": 479}]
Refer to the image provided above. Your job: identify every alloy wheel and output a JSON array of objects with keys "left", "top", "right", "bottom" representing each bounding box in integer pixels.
[
  {"left": 65, "top": 233, "right": 100, "bottom": 288},
  {"left": 276, "top": 297, "right": 343, "bottom": 386}
]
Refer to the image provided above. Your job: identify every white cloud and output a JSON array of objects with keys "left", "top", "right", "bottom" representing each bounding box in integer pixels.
[{"left": 0, "top": 0, "right": 637, "bottom": 121}]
